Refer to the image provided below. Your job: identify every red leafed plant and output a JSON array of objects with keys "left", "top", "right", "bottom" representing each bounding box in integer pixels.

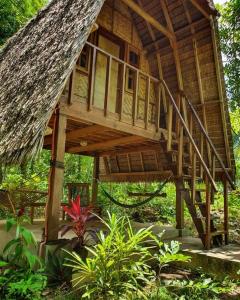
[
  {"left": 59, "top": 195, "right": 97, "bottom": 255},
  {"left": 62, "top": 195, "right": 92, "bottom": 238}
]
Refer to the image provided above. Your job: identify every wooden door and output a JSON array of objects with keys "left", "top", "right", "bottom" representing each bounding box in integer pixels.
[{"left": 93, "top": 35, "right": 120, "bottom": 113}]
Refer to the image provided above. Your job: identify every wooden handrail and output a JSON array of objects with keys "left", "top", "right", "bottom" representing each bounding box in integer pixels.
[
  {"left": 85, "top": 41, "right": 159, "bottom": 83},
  {"left": 161, "top": 79, "right": 218, "bottom": 192},
  {"left": 182, "top": 93, "right": 235, "bottom": 190}
]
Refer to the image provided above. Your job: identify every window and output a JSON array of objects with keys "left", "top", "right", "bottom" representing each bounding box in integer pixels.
[
  {"left": 78, "top": 46, "right": 89, "bottom": 71},
  {"left": 126, "top": 47, "right": 140, "bottom": 91},
  {"left": 129, "top": 51, "right": 139, "bottom": 67},
  {"left": 127, "top": 69, "right": 135, "bottom": 90}
]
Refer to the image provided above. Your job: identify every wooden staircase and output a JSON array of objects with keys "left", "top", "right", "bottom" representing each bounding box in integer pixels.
[{"left": 161, "top": 79, "right": 235, "bottom": 249}]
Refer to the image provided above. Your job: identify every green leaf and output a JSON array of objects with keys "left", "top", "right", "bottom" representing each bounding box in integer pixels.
[{"left": 3, "top": 238, "right": 20, "bottom": 254}]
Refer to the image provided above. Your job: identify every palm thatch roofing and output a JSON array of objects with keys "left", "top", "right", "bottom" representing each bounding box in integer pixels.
[{"left": 0, "top": 0, "right": 105, "bottom": 165}]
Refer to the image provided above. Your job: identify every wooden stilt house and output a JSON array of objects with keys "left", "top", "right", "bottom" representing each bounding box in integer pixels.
[{"left": 0, "top": 0, "right": 235, "bottom": 249}]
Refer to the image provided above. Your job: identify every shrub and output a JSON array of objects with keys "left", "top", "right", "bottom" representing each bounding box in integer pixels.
[
  {"left": 65, "top": 213, "right": 154, "bottom": 299},
  {"left": 0, "top": 213, "right": 46, "bottom": 299}
]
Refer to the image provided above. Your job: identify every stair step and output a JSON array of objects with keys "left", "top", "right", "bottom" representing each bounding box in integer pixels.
[
  {"left": 195, "top": 201, "right": 206, "bottom": 206},
  {"left": 181, "top": 187, "right": 206, "bottom": 192},
  {"left": 210, "top": 230, "right": 226, "bottom": 237},
  {"left": 168, "top": 150, "right": 189, "bottom": 158},
  {"left": 183, "top": 175, "right": 202, "bottom": 181}
]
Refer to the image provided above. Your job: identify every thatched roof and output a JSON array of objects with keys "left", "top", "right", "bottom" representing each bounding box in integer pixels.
[{"left": 0, "top": 0, "right": 105, "bottom": 165}]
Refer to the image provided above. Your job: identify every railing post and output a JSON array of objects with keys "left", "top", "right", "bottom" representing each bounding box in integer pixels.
[
  {"left": 155, "top": 82, "right": 161, "bottom": 132},
  {"left": 167, "top": 103, "right": 173, "bottom": 152},
  {"left": 211, "top": 153, "right": 216, "bottom": 203},
  {"left": 189, "top": 113, "right": 193, "bottom": 164},
  {"left": 191, "top": 151, "right": 196, "bottom": 204},
  {"left": 205, "top": 178, "right": 211, "bottom": 249},
  {"left": 199, "top": 133, "right": 204, "bottom": 178},
  {"left": 145, "top": 77, "right": 150, "bottom": 129},
  {"left": 223, "top": 178, "right": 229, "bottom": 245},
  {"left": 88, "top": 47, "right": 97, "bottom": 111},
  {"left": 104, "top": 56, "right": 112, "bottom": 117},
  {"left": 133, "top": 70, "right": 139, "bottom": 125},
  {"left": 178, "top": 125, "right": 183, "bottom": 176},
  {"left": 119, "top": 63, "right": 126, "bottom": 121}
]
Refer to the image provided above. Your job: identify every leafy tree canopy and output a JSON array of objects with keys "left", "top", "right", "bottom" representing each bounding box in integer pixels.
[
  {"left": 0, "top": 0, "right": 47, "bottom": 45},
  {"left": 217, "top": 0, "right": 240, "bottom": 110}
]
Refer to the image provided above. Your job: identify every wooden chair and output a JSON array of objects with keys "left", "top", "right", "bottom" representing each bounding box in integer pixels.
[{"left": 0, "top": 189, "right": 48, "bottom": 223}]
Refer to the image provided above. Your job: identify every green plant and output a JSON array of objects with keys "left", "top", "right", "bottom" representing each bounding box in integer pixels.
[
  {"left": 0, "top": 264, "right": 46, "bottom": 300},
  {"left": 45, "top": 250, "right": 72, "bottom": 288},
  {"left": 153, "top": 238, "right": 191, "bottom": 274},
  {"left": 65, "top": 213, "right": 154, "bottom": 300},
  {"left": 0, "top": 213, "right": 46, "bottom": 299},
  {"left": 3, "top": 213, "right": 41, "bottom": 269},
  {"left": 170, "top": 275, "right": 234, "bottom": 300}
]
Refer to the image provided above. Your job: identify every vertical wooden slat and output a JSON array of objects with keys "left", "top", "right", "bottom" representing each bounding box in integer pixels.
[
  {"left": 189, "top": 113, "right": 193, "bottom": 163},
  {"left": 103, "top": 157, "right": 110, "bottom": 174},
  {"left": 104, "top": 56, "right": 112, "bottom": 117},
  {"left": 92, "top": 156, "right": 99, "bottom": 205},
  {"left": 205, "top": 178, "right": 211, "bottom": 250},
  {"left": 211, "top": 17, "right": 231, "bottom": 168},
  {"left": 199, "top": 133, "right": 204, "bottom": 178},
  {"left": 211, "top": 153, "right": 216, "bottom": 203},
  {"left": 119, "top": 63, "right": 126, "bottom": 121},
  {"left": 155, "top": 83, "right": 161, "bottom": 132},
  {"left": 167, "top": 103, "right": 173, "bottom": 152},
  {"left": 175, "top": 93, "right": 181, "bottom": 136},
  {"left": 133, "top": 69, "right": 139, "bottom": 125},
  {"left": 191, "top": 151, "right": 196, "bottom": 204},
  {"left": 178, "top": 125, "right": 183, "bottom": 176},
  {"left": 223, "top": 179, "right": 229, "bottom": 245},
  {"left": 88, "top": 47, "right": 97, "bottom": 111},
  {"left": 176, "top": 179, "right": 184, "bottom": 236},
  {"left": 145, "top": 76, "right": 150, "bottom": 129},
  {"left": 68, "top": 68, "right": 76, "bottom": 105}
]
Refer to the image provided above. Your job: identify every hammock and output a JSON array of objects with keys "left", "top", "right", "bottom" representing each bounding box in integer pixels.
[{"left": 99, "top": 176, "right": 171, "bottom": 209}]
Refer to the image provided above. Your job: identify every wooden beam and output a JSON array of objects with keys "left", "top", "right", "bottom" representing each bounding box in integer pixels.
[
  {"left": 100, "top": 144, "right": 163, "bottom": 156},
  {"left": 223, "top": 179, "right": 229, "bottom": 244},
  {"left": 182, "top": 0, "right": 212, "bottom": 166},
  {"left": 137, "top": 0, "right": 167, "bottom": 114},
  {"left": 210, "top": 16, "right": 231, "bottom": 169},
  {"left": 120, "top": 0, "right": 175, "bottom": 41},
  {"left": 144, "top": 18, "right": 207, "bottom": 50},
  {"left": 44, "top": 124, "right": 108, "bottom": 145},
  {"left": 189, "top": 0, "right": 211, "bottom": 20},
  {"left": 100, "top": 171, "right": 172, "bottom": 182},
  {"left": 176, "top": 179, "right": 184, "bottom": 236},
  {"left": 68, "top": 135, "right": 146, "bottom": 154},
  {"left": 60, "top": 100, "right": 162, "bottom": 141},
  {"left": 45, "top": 109, "right": 66, "bottom": 242}
]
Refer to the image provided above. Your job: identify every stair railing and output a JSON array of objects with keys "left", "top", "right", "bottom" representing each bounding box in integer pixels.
[
  {"left": 160, "top": 79, "right": 218, "bottom": 192},
  {"left": 182, "top": 92, "right": 235, "bottom": 190}
]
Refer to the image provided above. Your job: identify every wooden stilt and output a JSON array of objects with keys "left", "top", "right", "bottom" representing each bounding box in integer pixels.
[
  {"left": 176, "top": 179, "right": 184, "bottom": 237},
  {"left": 223, "top": 179, "right": 229, "bottom": 245},
  {"left": 92, "top": 156, "right": 100, "bottom": 205},
  {"left": 45, "top": 109, "right": 67, "bottom": 242},
  {"left": 205, "top": 178, "right": 211, "bottom": 249}
]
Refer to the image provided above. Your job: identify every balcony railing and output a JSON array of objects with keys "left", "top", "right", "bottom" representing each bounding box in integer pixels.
[{"left": 78, "top": 41, "right": 163, "bottom": 131}]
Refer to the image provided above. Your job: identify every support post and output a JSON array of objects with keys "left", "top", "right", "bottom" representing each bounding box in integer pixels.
[
  {"left": 223, "top": 179, "right": 229, "bottom": 245},
  {"left": 176, "top": 179, "right": 184, "bottom": 237},
  {"left": 45, "top": 109, "right": 67, "bottom": 242},
  {"left": 92, "top": 156, "right": 100, "bottom": 205}
]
